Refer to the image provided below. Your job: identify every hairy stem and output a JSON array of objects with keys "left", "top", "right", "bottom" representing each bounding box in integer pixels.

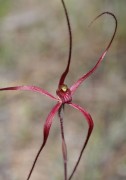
[{"left": 58, "top": 105, "right": 68, "bottom": 180}]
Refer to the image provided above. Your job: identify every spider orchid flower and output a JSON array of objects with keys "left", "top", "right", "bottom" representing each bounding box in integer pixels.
[{"left": 0, "top": 0, "right": 117, "bottom": 180}]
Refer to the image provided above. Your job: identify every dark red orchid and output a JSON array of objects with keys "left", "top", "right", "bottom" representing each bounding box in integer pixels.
[{"left": 0, "top": 0, "right": 117, "bottom": 180}]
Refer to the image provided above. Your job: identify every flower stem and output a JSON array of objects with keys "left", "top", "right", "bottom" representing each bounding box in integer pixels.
[{"left": 58, "top": 105, "right": 68, "bottom": 180}]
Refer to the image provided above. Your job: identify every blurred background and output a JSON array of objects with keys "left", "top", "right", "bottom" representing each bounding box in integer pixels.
[{"left": 0, "top": 0, "right": 126, "bottom": 180}]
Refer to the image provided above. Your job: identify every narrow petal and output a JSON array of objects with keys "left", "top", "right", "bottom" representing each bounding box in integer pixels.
[
  {"left": 0, "top": 85, "right": 57, "bottom": 101},
  {"left": 26, "top": 102, "right": 61, "bottom": 180},
  {"left": 68, "top": 102, "right": 94, "bottom": 180},
  {"left": 70, "top": 12, "right": 117, "bottom": 94}
]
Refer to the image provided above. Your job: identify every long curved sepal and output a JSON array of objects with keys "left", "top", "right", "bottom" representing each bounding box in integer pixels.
[
  {"left": 58, "top": 0, "right": 72, "bottom": 86},
  {"left": 70, "top": 12, "right": 117, "bottom": 94},
  {"left": 26, "top": 102, "right": 61, "bottom": 180},
  {"left": 68, "top": 102, "right": 94, "bottom": 180},
  {"left": 0, "top": 85, "right": 57, "bottom": 101}
]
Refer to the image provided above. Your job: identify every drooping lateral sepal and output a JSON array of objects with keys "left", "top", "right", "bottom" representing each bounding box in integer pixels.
[
  {"left": 26, "top": 102, "right": 61, "bottom": 180},
  {"left": 68, "top": 102, "right": 94, "bottom": 180}
]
